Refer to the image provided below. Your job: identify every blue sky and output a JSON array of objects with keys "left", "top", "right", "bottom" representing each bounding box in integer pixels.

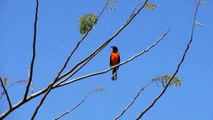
[{"left": 0, "top": 0, "right": 213, "bottom": 120}]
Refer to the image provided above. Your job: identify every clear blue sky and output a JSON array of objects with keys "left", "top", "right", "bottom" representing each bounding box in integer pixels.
[{"left": 0, "top": 0, "right": 213, "bottom": 120}]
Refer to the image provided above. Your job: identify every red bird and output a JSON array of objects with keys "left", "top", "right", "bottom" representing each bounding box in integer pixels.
[{"left": 110, "top": 46, "right": 120, "bottom": 80}]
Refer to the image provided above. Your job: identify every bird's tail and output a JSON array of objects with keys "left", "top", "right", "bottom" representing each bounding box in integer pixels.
[{"left": 111, "top": 68, "right": 117, "bottom": 81}]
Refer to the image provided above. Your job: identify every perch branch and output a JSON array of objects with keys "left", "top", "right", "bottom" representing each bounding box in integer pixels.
[{"left": 55, "top": 29, "right": 169, "bottom": 88}]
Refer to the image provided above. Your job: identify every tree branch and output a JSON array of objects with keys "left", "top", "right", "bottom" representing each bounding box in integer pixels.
[
  {"left": 55, "top": 29, "right": 169, "bottom": 88},
  {"left": 0, "top": 77, "right": 12, "bottom": 109},
  {"left": 114, "top": 81, "right": 152, "bottom": 120},
  {"left": 23, "top": 0, "right": 39, "bottom": 100},
  {"left": 54, "top": 88, "right": 104, "bottom": 120},
  {"left": 135, "top": 1, "right": 201, "bottom": 119}
]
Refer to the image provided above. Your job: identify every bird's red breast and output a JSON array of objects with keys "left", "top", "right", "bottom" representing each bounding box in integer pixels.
[{"left": 110, "top": 52, "right": 120, "bottom": 67}]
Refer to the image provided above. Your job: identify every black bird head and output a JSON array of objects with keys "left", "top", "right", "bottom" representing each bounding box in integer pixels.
[{"left": 111, "top": 46, "right": 118, "bottom": 52}]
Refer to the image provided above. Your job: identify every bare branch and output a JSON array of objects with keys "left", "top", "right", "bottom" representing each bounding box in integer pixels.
[
  {"left": 54, "top": 87, "right": 105, "bottom": 120},
  {"left": 114, "top": 81, "right": 152, "bottom": 120},
  {"left": 0, "top": 87, "right": 47, "bottom": 119},
  {"left": 0, "top": 77, "right": 12, "bottom": 109},
  {"left": 30, "top": 85, "right": 52, "bottom": 119},
  {"left": 23, "top": 0, "right": 39, "bottom": 100},
  {"left": 135, "top": 1, "right": 201, "bottom": 119},
  {"left": 55, "top": 29, "right": 169, "bottom": 88}
]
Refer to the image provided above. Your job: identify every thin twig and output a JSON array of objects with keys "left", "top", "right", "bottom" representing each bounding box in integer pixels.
[
  {"left": 54, "top": 89, "right": 98, "bottom": 120},
  {"left": 114, "top": 81, "right": 152, "bottom": 120},
  {"left": 0, "top": 77, "right": 12, "bottom": 109},
  {"left": 135, "top": 1, "right": 201, "bottom": 119},
  {"left": 23, "top": 0, "right": 39, "bottom": 100},
  {"left": 55, "top": 29, "right": 169, "bottom": 88}
]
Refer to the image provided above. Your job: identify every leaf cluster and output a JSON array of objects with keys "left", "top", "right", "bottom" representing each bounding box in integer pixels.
[
  {"left": 78, "top": 13, "right": 97, "bottom": 35},
  {"left": 152, "top": 74, "right": 182, "bottom": 87}
]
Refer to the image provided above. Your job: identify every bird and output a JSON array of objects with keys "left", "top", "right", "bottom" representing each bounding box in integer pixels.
[{"left": 110, "top": 46, "right": 120, "bottom": 80}]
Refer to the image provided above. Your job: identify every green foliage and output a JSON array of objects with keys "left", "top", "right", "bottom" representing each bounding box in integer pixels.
[
  {"left": 145, "top": 3, "right": 157, "bottom": 9},
  {"left": 78, "top": 13, "right": 97, "bottom": 35},
  {"left": 152, "top": 74, "right": 182, "bottom": 87}
]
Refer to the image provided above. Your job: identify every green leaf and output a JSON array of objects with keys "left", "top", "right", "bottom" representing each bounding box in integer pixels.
[
  {"left": 152, "top": 74, "right": 182, "bottom": 87},
  {"left": 145, "top": 3, "right": 157, "bottom": 9},
  {"left": 78, "top": 13, "right": 97, "bottom": 35}
]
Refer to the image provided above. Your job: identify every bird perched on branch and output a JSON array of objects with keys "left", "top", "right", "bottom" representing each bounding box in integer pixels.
[{"left": 110, "top": 46, "right": 120, "bottom": 80}]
